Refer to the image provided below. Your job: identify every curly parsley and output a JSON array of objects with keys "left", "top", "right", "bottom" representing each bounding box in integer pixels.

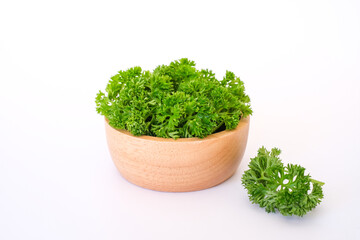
[
  {"left": 95, "top": 58, "right": 252, "bottom": 139},
  {"left": 242, "top": 147, "right": 325, "bottom": 217}
]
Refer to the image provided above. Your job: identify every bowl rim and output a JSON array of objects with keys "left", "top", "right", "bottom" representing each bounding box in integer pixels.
[{"left": 105, "top": 116, "right": 250, "bottom": 143}]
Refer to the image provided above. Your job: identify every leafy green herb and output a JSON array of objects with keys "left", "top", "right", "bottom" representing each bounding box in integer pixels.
[
  {"left": 242, "top": 147, "right": 324, "bottom": 217},
  {"left": 95, "top": 58, "right": 252, "bottom": 139}
]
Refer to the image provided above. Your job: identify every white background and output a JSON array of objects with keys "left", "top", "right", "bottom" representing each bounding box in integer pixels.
[{"left": 1, "top": 0, "right": 359, "bottom": 239}]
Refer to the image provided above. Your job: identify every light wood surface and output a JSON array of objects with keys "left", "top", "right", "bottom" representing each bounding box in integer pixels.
[{"left": 105, "top": 117, "right": 250, "bottom": 192}]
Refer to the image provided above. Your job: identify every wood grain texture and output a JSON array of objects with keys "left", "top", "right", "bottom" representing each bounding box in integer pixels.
[{"left": 105, "top": 117, "right": 250, "bottom": 192}]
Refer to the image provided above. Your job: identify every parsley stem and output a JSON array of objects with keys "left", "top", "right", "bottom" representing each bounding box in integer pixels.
[
  {"left": 211, "top": 121, "right": 224, "bottom": 134},
  {"left": 259, "top": 176, "right": 271, "bottom": 181},
  {"left": 310, "top": 178, "right": 325, "bottom": 186}
]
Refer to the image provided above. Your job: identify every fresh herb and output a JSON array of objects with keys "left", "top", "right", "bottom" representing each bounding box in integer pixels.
[
  {"left": 242, "top": 147, "right": 324, "bottom": 217},
  {"left": 95, "top": 58, "right": 252, "bottom": 139}
]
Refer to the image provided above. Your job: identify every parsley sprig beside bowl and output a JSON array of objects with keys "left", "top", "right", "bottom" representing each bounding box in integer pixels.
[
  {"left": 95, "top": 58, "right": 252, "bottom": 139},
  {"left": 242, "top": 147, "right": 325, "bottom": 217}
]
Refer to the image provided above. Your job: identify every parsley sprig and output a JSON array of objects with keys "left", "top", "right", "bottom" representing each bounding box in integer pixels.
[
  {"left": 95, "top": 58, "right": 252, "bottom": 139},
  {"left": 242, "top": 147, "right": 325, "bottom": 217}
]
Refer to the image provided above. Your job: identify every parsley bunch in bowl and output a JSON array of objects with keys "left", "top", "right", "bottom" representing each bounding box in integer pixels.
[{"left": 95, "top": 58, "right": 252, "bottom": 139}]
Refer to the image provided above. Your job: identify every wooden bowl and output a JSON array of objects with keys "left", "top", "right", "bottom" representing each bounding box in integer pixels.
[{"left": 105, "top": 117, "right": 250, "bottom": 192}]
